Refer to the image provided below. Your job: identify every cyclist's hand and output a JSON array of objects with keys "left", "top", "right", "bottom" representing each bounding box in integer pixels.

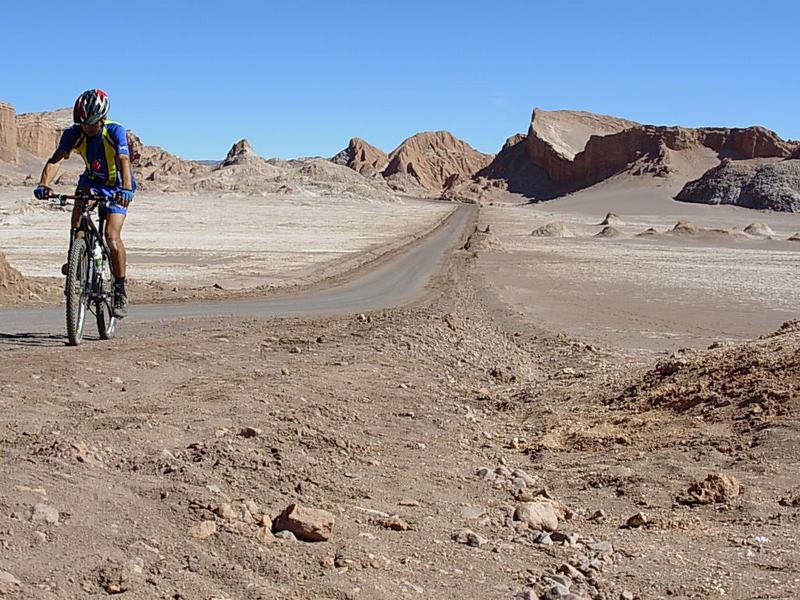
[
  {"left": 34, "top": 185, "right": 52, "bottom": 200},
  {"left": 115, "top": 189, "right": 134, "bottom": 207}
]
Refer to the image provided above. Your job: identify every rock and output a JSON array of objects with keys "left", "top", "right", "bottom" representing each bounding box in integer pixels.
[
  {"left": 625, "top": 512, "right": 648, "bottom": 528},
  {"left": 239, "top": 426, "right": 262, "bottom": 438},
  {"left": 587, "top": 509, "right": 606, "bottom": 522},
  {"left": 331, "top": 138, "right": 389, "bottom": 175},
  {"left": 681, "top": 473, "right": 742, "bottom": 505},
  {"left": 188, "top": 520, "right": 217, "bottom": 539},
  {"left": 461, "top": 506, "right": 486, "bottom": 519},
  {"left": 451, "top": 528, "right": 488, "bottom": 547},
  {"left": 274, "top": 503, "right": 334, "bottom": 542},
  {"left": 381, "top": 515, "right": 411, "bottom": 531},
  {"left": 543, "top": 583, "right": 571, "bottom": 599},
  {"left": 30, "top": 503, "right": 59, "bottom": 525},
  {"left": 586, "top": 541, "right": 614, "bottom": 555},
  {"left": 255, "top": 526, "right": 275, "bottom": 544},
  {"left": 676, "top": 159, "right": 800, "bottom": 212},
  {"left": 514, "top": 502, "right": 559, "bottom": 532},
  {"left": 557, "top": 563, "right": 585, "bottom": 580},
  {"left": 0, "top": 570, "right": 21, "bottom": 586},
  {"left": 274, "top": 530, "right": 296, "bottom": 541},
  {"left": 542, "top": 574, "right": 572, "bottom": 588},
  {"left": 512, "top": 469, "right": 538, "bottom": 486},
  {"left": 531, "top": 221, "right": 575, "bottom": 238}
]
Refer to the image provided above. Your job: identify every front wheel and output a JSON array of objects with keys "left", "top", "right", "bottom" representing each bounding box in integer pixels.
[{"left": 65, "top": 238, "right": 89, "bottom": 346}]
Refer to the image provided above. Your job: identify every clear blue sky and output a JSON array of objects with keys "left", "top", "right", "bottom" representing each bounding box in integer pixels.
[{"left": 3, "top": 1, "right": 798, "bottom": 160}]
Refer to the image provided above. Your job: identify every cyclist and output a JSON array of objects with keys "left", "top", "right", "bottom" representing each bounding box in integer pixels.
[{"left": 33, "top": 89, "right": 136, "bottom": 318}]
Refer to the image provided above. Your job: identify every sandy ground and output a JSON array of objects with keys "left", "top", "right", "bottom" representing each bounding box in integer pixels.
[
  {"left": 1, "top": 178, "right": 798, "bottom": 600},
  {"left": 0, "top": 188, "right": 453, "bottom": 290},
  {"left": 475, "top": 176, "right": 800, "bottom": 353}
]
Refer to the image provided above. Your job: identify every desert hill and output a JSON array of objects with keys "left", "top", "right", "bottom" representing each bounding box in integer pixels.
[
  {"left": 383, "top": 131, "right": 494, "bottom": 191},
  {"left": 331, "top": 137, "right": 388, "bottom": 176}
]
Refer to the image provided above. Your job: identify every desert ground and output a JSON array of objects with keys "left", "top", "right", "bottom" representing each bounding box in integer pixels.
[{"left": 1, "top": 177, "right": 799, "bottom": 600}]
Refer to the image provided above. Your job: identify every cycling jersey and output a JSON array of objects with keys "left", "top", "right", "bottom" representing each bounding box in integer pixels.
[{"left": 58, "top": 121, "right": 137, "bottom": 194}]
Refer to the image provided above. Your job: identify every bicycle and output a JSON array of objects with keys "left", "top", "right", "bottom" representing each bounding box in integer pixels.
[{"left": 48, "top": 191, "right": 119, "bottom": 346}]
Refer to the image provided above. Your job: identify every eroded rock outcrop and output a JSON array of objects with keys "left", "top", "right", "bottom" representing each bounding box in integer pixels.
[
  {"left": 0, "top": 103, "right": 16, "bottom": 163},
  {"left": 331, "top": 138, "right": 388, "bottom": 175},
  {"left": 15, "top": 113, "right": 62, "bottom": 158},
  {"left": 675, "top": 158, "right": 800, "bottom": 212},
  {"left": 525, "top": 109, "right": 796, "bottom": 186},
  {"left": 383, "top": 131, "right": 493, "bottom": 190}
]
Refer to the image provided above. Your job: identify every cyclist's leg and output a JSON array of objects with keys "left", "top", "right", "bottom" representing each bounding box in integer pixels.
[{"left": 104, "top": 212, "right": 127, "bottom": 279}]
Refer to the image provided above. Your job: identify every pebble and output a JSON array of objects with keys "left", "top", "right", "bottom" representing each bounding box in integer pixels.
[
  {"left": 586, "top": 541, "right": 613, "bottom": 555},
  {"left": 512, "top": 469, "right": 538, "bottom": 486},
  {"left": 477, "top": 467, "right": 492, "bottom": 479},
  {"left": 512, "top": 477, "right": 529, "bottom": 490},
  {"left": 274, "top": 530, "right": 296, "bottom": 541},
  {"left": 0, "top": 570, "right": 21, "bottom": 586},
  {"left": 239, "top": 427, "right": 262, "bottom": 438},
  {"left": 495, "top": 466, "right": 512, "bottom": 477},
  {"left": 543, "top": 583, "right": 571, "bottom": 599},
  {"left": 450, "top": 528, "right": 488, "bottom": 547},
  {"left": 626, "top": 512, "right": 648, "bottom": 528},
  {"left": 542, "top": 574, "right": 572, "bottom": 588},
  {"left": 460, "top": 506, "right": 486, "bottom": 519},
  {"left": 188, "top": 521, "right": 217, "bottom": 539},
  {"left": 398, "top": 499, "right": 420, "bottom": 507},
  {"left": 30, "top": 503, "right": 59, "bottom": 525}
]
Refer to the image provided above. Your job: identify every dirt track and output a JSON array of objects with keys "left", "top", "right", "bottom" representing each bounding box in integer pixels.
[{"left": 1, "top": 204, "right": 799, "bottom": 599}]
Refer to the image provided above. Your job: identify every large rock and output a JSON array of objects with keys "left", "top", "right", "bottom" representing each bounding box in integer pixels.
[
  {"left": 383, "top": 130, "right": 493, "bottom": 191},
  {"left": 331, "top": 137, "right": 388, "bottom": 175},
  {"left": 0, "top": 102, "right": 16, "bottom": 163},
  {"left": 274, "top": 503, "right": 334, "bottom": 542},
  {"left": 514, "top": 501, "right": 559, "bottom": 531},
  {"left": 675, "top": 158, "right": 800, "bottom": 212}
]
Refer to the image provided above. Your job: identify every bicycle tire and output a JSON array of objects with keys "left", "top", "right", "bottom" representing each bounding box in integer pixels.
[
  {"left": 96, "top": 255, "right": 117, "bottom": 340},
  {"left": 65, "top": 238, "right": 89, "bottom": 346}
]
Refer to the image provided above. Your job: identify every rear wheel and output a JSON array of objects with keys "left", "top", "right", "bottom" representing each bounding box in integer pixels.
[
  {"left": 65, "top": 238, "right": 89, "bottom": 346},
  {"left": 96, "top": 256, "right": 117, "bottom": 340}
]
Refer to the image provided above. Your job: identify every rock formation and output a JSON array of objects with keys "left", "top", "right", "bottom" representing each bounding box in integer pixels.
[
  {"left": 0, "top": 103, "right": 16, "bottom": 163},
  {"left": 331, "top": 138, "right": 388, "bottom": 176},
  {"left": 383, "top": 131, "right": 493, "bottom": 191},
  {"left": 675, "top": 158, "right": 800, "bottom": 212},
  {"left": 523, "top": 109, "right": 796, "bottom": 187},
  {"left": 15, "top": 113, "right": 62, "bottom": 158}
]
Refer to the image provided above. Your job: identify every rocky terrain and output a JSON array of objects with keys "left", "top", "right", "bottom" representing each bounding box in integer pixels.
[
  {"left": 1, "top": 228, "right": 798, "bottom": 599},
  {"left": 676, "top": 157, "right": 800, "bottom": 212}
]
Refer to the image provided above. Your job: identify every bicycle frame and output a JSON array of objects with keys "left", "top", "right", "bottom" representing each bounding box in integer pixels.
[{"left": 51, "top": 192, "right": 118, "bottom": 344}]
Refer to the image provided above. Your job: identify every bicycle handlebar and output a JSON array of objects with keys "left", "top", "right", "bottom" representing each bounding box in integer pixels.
[{"left": 47, "top": 193, "right": 109, "bottom": 208}]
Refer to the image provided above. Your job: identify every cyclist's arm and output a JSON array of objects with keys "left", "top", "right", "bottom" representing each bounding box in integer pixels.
[
  {"left": 38, "top": 148, "right": 69, "bottom": 187},
  {"left": 118, "top": 153, "right": 133, "bottom": 190}
]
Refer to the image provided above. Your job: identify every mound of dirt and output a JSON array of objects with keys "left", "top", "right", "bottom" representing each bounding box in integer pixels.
[
  {"left": 743, "top": 222, "right": 776, "bottom": 237},
  {"left": 463, "top": 226, "right": 506, "bottom": 253},
  {"left": 637, "top": 227, "right": 659, "bottom": 236},
  {"left": 531, "top": 221, "right": 575, "bottom": 238},
  {"left": 614, "top": 320, "right": 800, "bottom": 427},
  {"left": 675, "top": 158, "right": 800, "bottom": 212},
  {"left": 670, "top": 220, "right": 704, "bottom": 234},
  {"left": 0, "top": 251, "right": 49, "bottom": 305},
  {"left": 599, "top": 212, "right": 624, "bottom": 226},
  {"left": 594, "top": 226, "right": 624, "bottom": 238},
  {"left": 789, "top": 232, "right": 800, "bottom": 241},
  {"left": 678, "top": 473, "right": 742, "bottom": 505}
]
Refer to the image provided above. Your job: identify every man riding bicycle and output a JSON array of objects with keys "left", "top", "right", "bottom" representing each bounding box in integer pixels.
[{"left": 33, "top": 89, "right": 135, "bottom": 318}]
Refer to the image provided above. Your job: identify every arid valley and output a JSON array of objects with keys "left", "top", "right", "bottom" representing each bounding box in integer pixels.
[{"left": 1, "top": 104, "right": 799, "bottom": 600}]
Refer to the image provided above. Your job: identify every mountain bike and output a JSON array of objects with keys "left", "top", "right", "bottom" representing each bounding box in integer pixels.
[{"left": 49, "top": 191, "right": 118, "bottom": 346}]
